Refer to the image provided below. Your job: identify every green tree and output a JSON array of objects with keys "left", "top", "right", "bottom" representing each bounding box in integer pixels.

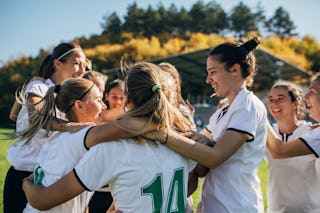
[
  {"left": 203, "top": 1, "right": 228, "bottom": 34},
  {"left": 102, "top": 12, "right": 123, "bottom": 43},
  {"left": 189, "top": 1, "right": 206, "bottom": 32},
  {"left": 230, "top": 2, "right": 257, "bottom": 40},
  {"left": 253, "top": 2, "right": 266, "bottom": 35},
  {"left": 123, "top": 2, "right": 146, "bottom": 36},
  {"left": 265, "top": 6, "right": 297, "bottom": 39}
]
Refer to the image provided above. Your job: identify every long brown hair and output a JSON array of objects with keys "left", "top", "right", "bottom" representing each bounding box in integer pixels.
[
  {"left": 118, "top": 62, "right": 176, "bottom": 132},
  {"left": 21, "top": 78, "right": 93, "bottom": 143}
]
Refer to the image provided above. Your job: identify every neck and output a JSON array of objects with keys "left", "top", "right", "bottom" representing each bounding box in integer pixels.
[
  {"left": 50, "top": 72, "right": 63, "bottom": 85},
  {"left": 226, "top": 86, "right": 244, "bottom": 106},
  {"left": 277, "top": 118, "right": 300, "bottom": 134}
]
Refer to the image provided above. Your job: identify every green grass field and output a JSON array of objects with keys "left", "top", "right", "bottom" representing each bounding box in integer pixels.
[
  {"left": 0, "top": 128, "right": 269, "bottom": 212},
  {"left": 0, "top": 128, "right": 15, "bottom": 213}
]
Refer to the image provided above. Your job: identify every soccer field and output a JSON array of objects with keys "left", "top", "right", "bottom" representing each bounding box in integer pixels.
[{"left": 0, "top": 128, "right": 268, "bottom": 212}]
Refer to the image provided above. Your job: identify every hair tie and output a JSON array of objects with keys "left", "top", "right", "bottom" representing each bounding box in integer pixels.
[
  {"left": 54, "top": 85, "right": 61, "bottom": 93},
  {"left": 152, "top": 84, "right": 161, "bottom": 93}
]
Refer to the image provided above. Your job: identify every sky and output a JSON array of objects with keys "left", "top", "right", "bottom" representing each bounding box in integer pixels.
[{"left": 1, "top": 0, "right": 320, "bottom": 66}]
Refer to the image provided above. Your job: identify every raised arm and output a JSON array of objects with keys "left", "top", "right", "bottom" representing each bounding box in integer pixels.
[{"left": 22, "top": 171, "right": 84, "bottom": 210}]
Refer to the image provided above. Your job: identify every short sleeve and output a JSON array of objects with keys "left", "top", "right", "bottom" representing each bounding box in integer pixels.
[
  {"left": 64, "top": 126, "right": 94, "bottom": 157},
  {"left": 25, "top": 80, "right": 49, "bottom": 99},
  {"left": 227, "top": 107, "right": 257, "bottom": 140},
  {"left": 74, "top": 143, "right": 115, "bottom": 191},
  {"left": 300, "top": 128, "right": 320, "bottom": 157}
]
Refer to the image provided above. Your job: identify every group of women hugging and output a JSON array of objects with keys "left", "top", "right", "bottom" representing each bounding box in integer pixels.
[{"left": 4, "top": 37, "right": 320, "bottom": 213}]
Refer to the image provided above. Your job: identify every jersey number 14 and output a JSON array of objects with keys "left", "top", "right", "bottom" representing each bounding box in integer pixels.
[{"left": 141, "top": 168, "right": 185, "bottom": 213}]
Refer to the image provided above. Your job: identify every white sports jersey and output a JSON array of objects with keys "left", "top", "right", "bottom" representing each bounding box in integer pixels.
[
  {"left": 23, "top": 126, "right": 94, "bottom": 213},
  {"left": 301, "top": 127, "right": 320, "bottom": 157},
  {"left": 74, "top": 140, "right": 196, "bottom": 213},
  {"left": 7, "top": 79, "right": 58, "bottom": 172},
  {"left": 203, "top": 88, "right": 267, "bottom": 213},
  {"left": 266, "top": 122, "right": 320, "bottom": 213}
]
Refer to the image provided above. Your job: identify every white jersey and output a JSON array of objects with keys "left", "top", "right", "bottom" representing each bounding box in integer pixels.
[
  {"left": 74, "top": 139, "right": 196, "bottom": 213},
  {"left": 23, "top": 126, "right": 94, "bottom": 213},
  {"left": 204, "top": 88, "right": 267, "bottom": 213},
  {"left": 266, "top": 122, "right": 320, "bottom": 213},
  {"left": 7, "top": 79, "right": 58, "bottom": 172}
]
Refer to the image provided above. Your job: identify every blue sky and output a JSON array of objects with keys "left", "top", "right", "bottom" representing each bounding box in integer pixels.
[{"left": 1, "top": 0, "right": 319, "bottom": 66}]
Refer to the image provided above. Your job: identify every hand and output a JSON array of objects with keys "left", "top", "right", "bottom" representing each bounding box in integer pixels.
[
  {"left": 23, "top": 173, "right": 34, "bottom": 184},
  {"left": 107, "top": 202, "right": 122, "bottom": 213},
  {"left": 182, "top": 131, "right": 211, "bottom": 146},
  {"left": 309, "top": 123, "right": 320, "bottom": 130}
]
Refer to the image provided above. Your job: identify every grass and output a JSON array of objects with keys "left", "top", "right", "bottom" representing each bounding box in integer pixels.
[
  {"left": 0, "top": 128, "right": 15, "bottom": 213},
  {"left": 0, "top": 128, "right": 269, "bottom": 212}
]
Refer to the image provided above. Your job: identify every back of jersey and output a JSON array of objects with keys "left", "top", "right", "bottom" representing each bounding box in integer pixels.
[{"left": 74, "top": 139, "right": 195, "bottom": 213}]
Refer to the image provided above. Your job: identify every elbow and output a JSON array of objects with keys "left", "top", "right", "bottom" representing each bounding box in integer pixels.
[
  {"left": 9, "top": 113, "right": 17, "bottom": 121},
  {"left": 29, "top": 200, "right": 51, "bottom": 211}
]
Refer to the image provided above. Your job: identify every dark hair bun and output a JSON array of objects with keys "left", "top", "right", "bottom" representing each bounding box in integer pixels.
[{"left": 241, "top": 37, "right": 260, "bottom": 52}]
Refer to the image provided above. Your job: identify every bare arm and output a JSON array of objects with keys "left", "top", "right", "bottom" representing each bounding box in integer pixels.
[
  {"left": 9, "top": 99, "right": 22, "bottom": 121},
  {"left": 101, "top": 108, "right": 125, "bottom": 122},
  {"left": 23, "top": 171, "right": 84, "bottom": 210},
  {"left": 267, "top": 123, "right": 312, "bottom": 158},
  {"left": 85, "top": 118, "right": 157, "bottom": 148},
  {"left": 26, "top": 94, "right": 43, "bottom": 116},
  {"left": 144, "top": 129, "right": 249, "bottom": 168},
  {"left": 187, "top": 170, "right": 198, "bottom": 196}
]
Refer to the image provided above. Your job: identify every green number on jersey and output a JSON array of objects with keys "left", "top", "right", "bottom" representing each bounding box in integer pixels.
[{"left": 141, "top": 168, "right": 185, "bottom": 213}]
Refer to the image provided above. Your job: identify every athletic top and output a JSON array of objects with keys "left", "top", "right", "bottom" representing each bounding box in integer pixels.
[
  {"left": 23, "top": 126, "right": 94, "bottom": 213},
  {"left": 266, "top": 122, "right": 320, "bottom": 213},
  {"left": 7, "top": 79, "right": 59, "bottom": 171},
  {"left": 203, "top": 88, "right": 267, "bottom": 213},
  {"left": 74, "top": 139, "right": 196, "bottom": 213}
]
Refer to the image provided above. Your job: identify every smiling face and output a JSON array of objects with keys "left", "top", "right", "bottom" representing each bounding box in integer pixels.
[
  {"left": 268, "top": 87, "right": 297, "bottom": 122},
  {"left": 304, "top": 77, "right": 320, "bottom": 121},
  {"left": 56, "top": 49, "right": 87, "bottom": 81},
  {"left": 76, "top": 85, "right": 104, "bottom": 126},
  {"left": 206, "top": 55, "right": 236, "bottom": 98}
]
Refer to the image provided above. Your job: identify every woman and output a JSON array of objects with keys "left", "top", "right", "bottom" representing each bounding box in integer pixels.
[
  {"left": 267, "top": 73, "right": 320, "bottom": 157},
  {"left": 23, "top": 78, "right": 103, "bottom": 212},
  {"left": 265, "top": 80, "right": 320, "bottom": 212},
  {"left": 22, "top": 62, "right": 195, "bottom": 213},
  {"left": 4, "top": 42, "right": 87, "bottom": 213},
  {"left": 149, "top": 37, "right": 267, "bottom": 212}
]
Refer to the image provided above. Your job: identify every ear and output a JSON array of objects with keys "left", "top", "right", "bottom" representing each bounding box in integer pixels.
[
  {"left": 230, "top": 64, "right": 241, "bottom": 76},
  {"left": 74, "top": 100, "right": 86, "bottom": 113},
  {"left": 53, "top": 59, "right": 63, "bottom": 71}
]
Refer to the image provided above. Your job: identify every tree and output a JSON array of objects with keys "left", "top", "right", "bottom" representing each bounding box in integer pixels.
[
  {"left": 253, "top": 2, "right": 266, "bottom": 35},
  {"left": 101, "top": 12, "right": 122, "bottom": 43},
  {"left": 230, "top": 2, "right": 257, "bottom": 40},
  {"left": 203, "top": 1, "right": 228, "bottom": 34},
  {"left": 189, "top": 1, "right": 206, "bottom": 32},
  {"left": 123, "top": 2, "right": 146, "bottom": 36},
  {"left": 265, "top": 6, "right": 297, "bottom": 39}
]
